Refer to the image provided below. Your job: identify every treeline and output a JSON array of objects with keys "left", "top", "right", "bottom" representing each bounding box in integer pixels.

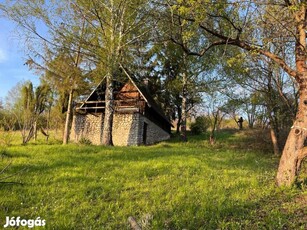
[
  {"left": 0, "top": 81, "right": 68, "bottom": 143},
  {"left": 0, "top": 1, "right": 305, "bottom": 186}
]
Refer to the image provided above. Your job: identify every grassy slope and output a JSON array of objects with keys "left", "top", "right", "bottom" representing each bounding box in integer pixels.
[{"left": 0, "top": 130, "right": 306, "bottom": 229}]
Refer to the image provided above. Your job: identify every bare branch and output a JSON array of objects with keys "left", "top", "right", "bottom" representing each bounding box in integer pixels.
[{"left": 198, "top": 24, "right": 298, "bottom": 80}]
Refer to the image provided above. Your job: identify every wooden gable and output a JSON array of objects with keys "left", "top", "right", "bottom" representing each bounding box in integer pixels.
[
  {"left": 76, "top": 77, "right": 172, "bottom": 133},
  {"left": 116, "top": 82, "right": 140, "bottom": 100},
  {"left": 114, "top": 82, "right": 146, "bottom": 113}
]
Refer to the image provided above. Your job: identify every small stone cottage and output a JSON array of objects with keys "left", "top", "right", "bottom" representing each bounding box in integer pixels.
[{"left": 70, "top": 77, "right": 172, "bottom": 146}]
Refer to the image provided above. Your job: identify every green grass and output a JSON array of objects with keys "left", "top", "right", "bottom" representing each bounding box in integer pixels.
[{"left": 0, "top": 130, "right": 306, "bottom": 229}]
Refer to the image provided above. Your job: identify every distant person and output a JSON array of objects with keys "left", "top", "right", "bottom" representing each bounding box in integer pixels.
[{"left": 238, "top": 117, "right": 243, "bottom": 130}]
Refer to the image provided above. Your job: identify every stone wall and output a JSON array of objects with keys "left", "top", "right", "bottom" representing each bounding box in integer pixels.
[
  {"left": 112, "top": 113, "right": 142, "bottom": 146},
  {"left": 141, "top": 116, "right": 170, "bottom": 145},
  {"left": 70, "top": 113, "right": 103, "bottom": 145},
  {"left": 71, "top": 112, "right": 170, "bottom": 146}
]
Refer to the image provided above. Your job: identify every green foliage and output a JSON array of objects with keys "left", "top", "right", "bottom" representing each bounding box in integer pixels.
[
  {"left": 0, "top": 132, "right": 14, "bottom": 147},
  {"left": 43, "top": 52, "right": 87, "bottom": 96},
  {"left": 78, "top": 137, "right": 92, "bottom": 146},
  {"left": 21, "top": 82, "right": 51, "bottom": 115},
  {"left": 190, "top": 116, "right": 210, "bottom": 135},
  {"left": 147, "top": 41, "right": 206, "bottom": 123},
  {"left": 9, "top": 81, "right": 52, "bottom": 144}
]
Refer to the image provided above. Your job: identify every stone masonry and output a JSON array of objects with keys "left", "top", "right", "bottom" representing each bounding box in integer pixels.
[
  {"left": 112, "top": 113, "right": 142, "bottom": 146},
  {"left": 70, "top": 113, "right": 103, "bottom": 145},
  {"left": 140, "top": 116, "right": 170, "bottom": 145},
  {"left": 71, "top": 112, "right": 170, "bottom": 146}
]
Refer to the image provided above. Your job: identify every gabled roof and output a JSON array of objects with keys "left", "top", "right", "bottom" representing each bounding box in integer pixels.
[
  {"left": 78, "top": 76, "right": 171, "bottom": 126},
  {"left": 127, "top": 76, "right": 171, "bottom": 125}
]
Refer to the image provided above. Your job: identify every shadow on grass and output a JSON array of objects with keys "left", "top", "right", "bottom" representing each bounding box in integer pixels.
[
  {"left": 180, "top": 128, "right": 280, "bottom": 154},
  {"left": 13, "top": 145, "right": 277, "bottom": 181},
  {"left": 0, "top": 138, "right": 305, "bottom": 229},
  {"left": 151, "top": 193, "right": 289, "bottom": 229},
  {"left": 0, "top": 150, "right": 11, "bottom": 159}
]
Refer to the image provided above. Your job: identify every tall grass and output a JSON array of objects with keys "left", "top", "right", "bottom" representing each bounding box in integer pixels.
[{"left": 0, "top": 130, "right": 306, "bottom": 229}]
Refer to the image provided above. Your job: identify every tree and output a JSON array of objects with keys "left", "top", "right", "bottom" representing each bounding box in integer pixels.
[
  {"left": 152, "top": 2, "right": 222, "bottom": 140},
  {"left": 20, "top": 82, "right": 51, "bottom": 143},
  {"left": 4, "top": 81, "right": 50, "bottom": 144},
  {"left": 42, "top": 50, "right": 87, "bottom": 144},
  {"left": 167, "top": 0, "right": 306, "bottom": 186},
  {"left": 148, "top": 41, "right": 204, "bottom": 140},
  {"left": 1, "top": 0, "right": 153, "bottom": 145},
  {"left": 1, "top": 0, "right": 91, "bottom": 144},
  {"left": 202, "top": 92, "right": 229, "bottom": 144},
  {"left": 64, "top": 0, "right": 154, "bottom": 145},
  {"left": 222, "top": 52, "right": 297, "bottom": 155},
  {"left": 220, "top": 98, "right": 245, "bottom": 129}
]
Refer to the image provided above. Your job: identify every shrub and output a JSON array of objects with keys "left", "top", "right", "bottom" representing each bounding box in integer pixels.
[
  {"left": 78, "top": 137, "right": 92, "bottom": 145},
  {"left": 0, "top": 131, "right": 14, "bottom": 147},
  {"left": 190, "top": 116, "right": 210, "bottom": 135}
]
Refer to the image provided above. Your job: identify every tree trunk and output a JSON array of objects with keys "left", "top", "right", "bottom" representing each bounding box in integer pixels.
[
  {"left": 62, "top": 18, "right": 84, "bottom": 145},
  {"left": 22, "top": 116, "right": 38, "bottom": 144},
  {"left": 102, "top": 75, "right": 114, "bottom": 146},
  {"left": 23, "top": 121, "right": 35, "bottom": 144},
  {"left": 176, "top": 106, "right": 182, "bottom": 134},
  {"left": 46, "top": 108, "right": 51, "bottom": 142},
  {"left": 248, "top": 112, "right": 255, "bottom": 129},
  {"left": 33, "top": 120, "right": 37, "bottom": 142},
  {"left": 216, "top": 115, "right": 222, "bottom": 131},
  {"left": 276, "top": 92, "right": 307, "bottom": 186},
  {"left": 180, "top": 72, "right": 187, "bottom": 142},
  {"left": 276, "top": 5, "right": 307, "bottom": 186},
  {"left": 63, "top": 89, "right": 74, "bottom": 145},
  {"left": 210, "top": 110, "right": 219, "bottom": 145},
  {"left": 270, "top": 126, "right": 280, "bottom": 156}
]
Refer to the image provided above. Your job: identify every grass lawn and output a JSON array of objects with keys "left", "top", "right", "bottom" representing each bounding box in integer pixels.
[{"left": 0, "top": 130, "right": 306, "bottom": 229}]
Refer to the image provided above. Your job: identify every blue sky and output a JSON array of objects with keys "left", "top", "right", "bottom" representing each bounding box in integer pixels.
[{"left": 0, "top": 17, "right": 40, "bottom": 101}]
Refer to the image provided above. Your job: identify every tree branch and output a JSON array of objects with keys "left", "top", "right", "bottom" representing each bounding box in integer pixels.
[
  {"left": 170, "top": 36, "right": 226, "bottom": 56},
  {"left": 284, "top": 0, "right": 292, "bottom": 6},
  {"left": 198, "top": 24, "right": 298, "bottom": 80}
]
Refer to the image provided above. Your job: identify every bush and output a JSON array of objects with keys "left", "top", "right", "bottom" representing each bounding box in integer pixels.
[
  {"left": 78, "top": 137, "right": 92, "bottom": 145},
  {"left": 190, "top": 116, "right": 210, "bottom": 135},
  {"left": 0, "top": 131, "right": 14, "bottom": 147}
]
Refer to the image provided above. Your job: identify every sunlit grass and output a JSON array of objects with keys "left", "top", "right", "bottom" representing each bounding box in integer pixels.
[{"left": 0, "top": 130, "right": 306, "bottom": 229}]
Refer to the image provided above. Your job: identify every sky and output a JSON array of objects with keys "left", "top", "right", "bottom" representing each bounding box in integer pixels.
[{"left": 0, "top": 16, "right": 40, "bottom": 101}]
